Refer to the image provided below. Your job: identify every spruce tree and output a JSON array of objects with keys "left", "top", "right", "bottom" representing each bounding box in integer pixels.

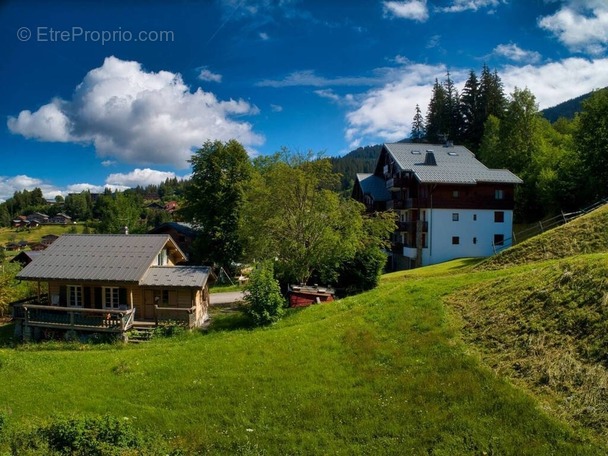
[{"left": 410, "top": 104, "right": 425, "bottom": 142}]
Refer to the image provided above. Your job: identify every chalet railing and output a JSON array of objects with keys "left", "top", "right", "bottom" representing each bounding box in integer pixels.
[
  {"left": 387, "top": 198, "right": 416, "bottom": 210},
  {"left": 12, "top": 304, "right": 136, "bottom": 333},
  {"left": 154, "top": 305, "right": 197, "bottom": 328},
  {"left": 396, "top": 221, "right": 428, "bottom": 232}
]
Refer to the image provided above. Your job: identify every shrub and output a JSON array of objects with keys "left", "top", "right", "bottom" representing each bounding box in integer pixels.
[{"left": 244, "top": 262, "right": 285, "bottom": 326}]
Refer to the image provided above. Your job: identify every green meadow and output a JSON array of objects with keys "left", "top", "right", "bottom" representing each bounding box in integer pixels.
[{"left": 1, "top": 205, "right": 608, "bottom": 453}]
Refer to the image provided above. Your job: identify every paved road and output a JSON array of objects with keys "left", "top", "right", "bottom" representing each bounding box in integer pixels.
[{"left": 210, "top": 291, "right": 245, "bottom": 305}]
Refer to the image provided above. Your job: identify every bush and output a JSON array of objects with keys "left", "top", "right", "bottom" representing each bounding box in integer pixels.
[{"left": 244, "top": 262, "right": 285, "bottom": 326}]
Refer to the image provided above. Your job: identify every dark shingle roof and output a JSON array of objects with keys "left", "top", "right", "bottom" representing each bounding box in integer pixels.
[
  {"left": 140, "top": 266, "right": 211, "bottom": 288},
  {"left": 16, "top": 234, "right": 176, "bottom": 282},
  {"left": 356, "top": 173, "right": 391, "bottom": 202},
  {"left": 384, "top": 143, "right": 523, "bottom": 185}
]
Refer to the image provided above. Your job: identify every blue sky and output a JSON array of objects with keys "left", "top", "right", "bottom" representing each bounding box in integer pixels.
[{"left": 1, "top": 0, "right": 608, "bottom": 201}]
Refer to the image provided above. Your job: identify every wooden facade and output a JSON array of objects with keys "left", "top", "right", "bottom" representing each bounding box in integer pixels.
[{"left": 11, "top": 234, "right": 213, "bottom": 342}]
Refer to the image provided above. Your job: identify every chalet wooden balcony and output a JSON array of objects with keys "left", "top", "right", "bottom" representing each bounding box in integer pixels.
[
  {"left": 11, "top": 295, "right": 135, "bottom": 337},
  {"left": 396, "top": 221, "right": 428, "bottom": 232},
  {"left": 154, "top": 304, "right": 199, "bottom": 328},
  {"left": 386, "top": 198, "right": 416, "bottom": 210},
  {"left": 386, "top": 177, "right": 407, "bottom": 190}
]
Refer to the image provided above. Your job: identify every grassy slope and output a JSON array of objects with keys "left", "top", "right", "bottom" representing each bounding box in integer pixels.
[
  {"left": 478, "top": 204, "right": 608, "bottom": 270},
  {"left": 0, "top": 260, "right": 601, "bottom": 454},
  {"left": 0, "top": 225, "right": 85, "bottom": 247}
]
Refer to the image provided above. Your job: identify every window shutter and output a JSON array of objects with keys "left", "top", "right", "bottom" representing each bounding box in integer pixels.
[
  {"left": 84, "top": 287, "right": 91, "bottom": 308},
  {"left": 59, "top": 286, "right": 67, "bottom": 306},
  {"left": 119, "top": 288, "right": 127, "bottom": 307},
  {"left": 94, "top": 287, "right": 102, "bottom": 309}
]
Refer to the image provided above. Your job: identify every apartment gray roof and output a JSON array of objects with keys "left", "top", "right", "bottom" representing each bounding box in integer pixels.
[
  {"left": 356, "top": 173, "right": 391, "bottom": 202},
  {"left": 140, "top": 266, "right": 211, "bottom": 288},
  {"left": 16, "top": 234, "right": 183, "bottom": 282},
  {"left": 384, "top": 143, "right": 523, "bottom": 185}
]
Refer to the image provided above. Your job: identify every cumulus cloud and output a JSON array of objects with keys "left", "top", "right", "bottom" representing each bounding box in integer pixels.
[
  {"left": 344, "top": 57, "right": 608, "bottom": 147},
  {"left": 270, "top": 104, "right": 283, "bottom": 112},
  {"left": 493, "top": 43, "right": 542, "bottom": 63},
  {"left": 105, "top": 168, "right": 179, "bottom": 187},
  {"left": 436, "top": 0, "right": 504, "bottom": 13},
  {"left": 0, "top": 175, "right": 60, "bottom": 202},
  {"left": 0, "top": 167, "right": 187, "bottom": 202},
  {"left": 539, "top": 0, "right": 608, "bottom": 55},
  {"left": 197, "top": 68, "right": 223, "bottom": 82},
  {"left": 345, "top": 63, "right": 450, "bottom": 147},
  {"left": 383, "top": 1, "right": 429, "bottom": 22},
  {"left": 7, "top": 56, "right": 263, "bottom": 169}
]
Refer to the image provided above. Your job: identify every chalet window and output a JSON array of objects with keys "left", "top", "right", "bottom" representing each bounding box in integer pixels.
[
  {"left": 67, "top": 285, "right": 83, "bottom": 307},
  {"left": 473, "top": 237, "right": 477, "bottom": 244},
  {"left": 103, "top": 287, "right": 120, "bottom": 309},
  {"left": 495, "top": 189, "right": 504, "bottom": 200},
  {"left": 157, "top": 249, "right": 168, "bottom": 266},
  {"left": 473, "top": 214, "right": 477, "bottom": 221},
  {"left": 494, "top": 234, "right": 504, "bottom": 246},
  {"left": 494, "top": 211, "right": 505, "bottom": 223},
  {"left": 452, "top": 236, "right": 460, "bottom": 245},
  {"left": 452, "top": 213, "right": 459, "bottom": 221},
  {"left": 452, "top": 190, "right": 459, "bottom": 198},
  {"left": 154, "top": 290, "right": 170, "bottom": 306}
]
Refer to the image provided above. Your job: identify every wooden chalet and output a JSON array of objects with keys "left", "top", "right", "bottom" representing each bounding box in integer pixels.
[{"left": 12, "top": 234, "right": 213, "bottom": 342}]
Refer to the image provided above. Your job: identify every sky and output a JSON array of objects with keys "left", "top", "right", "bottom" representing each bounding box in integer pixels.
[{"left": 1, "top": 0, "right": 608, "bottom": 201}]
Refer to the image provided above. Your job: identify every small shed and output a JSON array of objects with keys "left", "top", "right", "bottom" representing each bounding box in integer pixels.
[{"left": 288, "top": 285, "right": 335, "bottom": 307}]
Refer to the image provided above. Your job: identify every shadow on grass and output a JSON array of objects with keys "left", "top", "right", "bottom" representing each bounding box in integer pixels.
[
  {"left": 205, "top": 307, "right": 255, "bottom": 333},
  {"left": 0, "top": 323, "right": 16, "bottom": 347}
]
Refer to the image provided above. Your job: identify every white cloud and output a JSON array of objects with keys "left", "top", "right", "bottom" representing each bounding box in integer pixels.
[
  {"left": 383, "top": 1, "right": 429, "bottom": 22},
  {"left": 105, "top": 168, "right": 179, "bottom": 187},
  {"left": 0, "top": 175, "right": 60, "bottom": 202},
  {"left": 314, "top": 89, "right": 357, "bottom": 107},
  {"left": 270, "top": 104, "right": 283, "bottom": 112},
  {"left": 101, "top": 160, "right": 117, "bottom": 167},
  {"left": 259, "top": 32, "right": 270, "bottom": 40},
  {"left": 197, "top": 68, "right": 223, "bottom": 82},
  {"left": 493, "top": 43, "right": 542, "bottom": 63},
  {"left": 345, "top": 63, "right": 450, "bottom": 147},
  {"left": 436, "top": 0, "right": 504, "bottom": 13},
  {"left": 539, "top": 0, "right": 608, "bottom": 55},
  {"left": 500, "top": 57, "right": 608, "bottom": 109},
  {"left": 8, "top": 56, "right": 263, "bottom": 169},
  {"left": 0, "top": 167, "right": 188, "bottom": 202},
  {"left": 344, "top": 57, "right": 608, "bottom": 147},
  {"left": 257, "top": 69, "right": 389, "bottom": 88}
]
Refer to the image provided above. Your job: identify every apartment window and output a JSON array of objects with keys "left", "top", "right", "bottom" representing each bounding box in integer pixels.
[
  {"left": 495, "top": 189, "right": 504, "bottom": 200},
  {"left": 452, "top": 213, "right": 459, "bottom": 222},
  {"left": 494, "top": 211, "right": 505, "bottom": 223},
  {"left": 103, "top": 287, "right": 121, "bottom": 309},
  {"left": 452, "top": 236, "right": 460, "bottom": 245},
  {"left": 67, "top": 285, "right": 83, "bottom": 307},
  {"left": 452, "top": 190, "right": 459, "bottom": 198},
  {"left": 473, "top": 237, "right": 477, "bottom": 245},
  {"left": 473, "top": 214, "right": 477, "bottom": 221},
  {"left": 494, "top": 234, "right": 505, "bottom": 246}
]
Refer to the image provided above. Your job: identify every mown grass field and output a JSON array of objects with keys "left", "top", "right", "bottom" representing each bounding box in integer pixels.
[
  {"left": 0, "top": 258, "right": 603, "bottom": 454},
  {"left": 0, "top": 225, "right": 85, "bottom": 247}
]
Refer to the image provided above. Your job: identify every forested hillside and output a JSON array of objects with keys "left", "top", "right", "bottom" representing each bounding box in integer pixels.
[
  {"left": 541, "top": 89, "right": 601, "bottom": 123},
  {"left": 329, "top": 144, "right": 382, "bottom": 191}
]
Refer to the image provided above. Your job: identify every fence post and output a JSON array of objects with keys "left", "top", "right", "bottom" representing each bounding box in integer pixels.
[{"left": 539, "top": 220, "right": 544, "bottom": 232}]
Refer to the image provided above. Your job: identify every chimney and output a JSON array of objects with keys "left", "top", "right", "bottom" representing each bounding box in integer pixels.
[
  {"left": 123, "top": 225, "right": 129, "bottom": 235},
  {"left": 424, "top": 150, "right": 437, "bottom": 166}
]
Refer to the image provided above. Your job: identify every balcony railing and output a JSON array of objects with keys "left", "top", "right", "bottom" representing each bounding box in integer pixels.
[
  {"left": 386, "top": 198, "right": 416, "bottom": 210},
  {"left": 403, "top": 246, "right": 418, "bottom": 259},
  {"left": 154, "top": 305, "right": 198, "bottom": 328},
  {"left": 386, "top": 177, "right": 407, "bottom": 190},
  {"left": 396, "top": 221, "right": 428, "bottom": 232},
  {"left": 12, "top": 302, "right": 135, "bottom": 333}
]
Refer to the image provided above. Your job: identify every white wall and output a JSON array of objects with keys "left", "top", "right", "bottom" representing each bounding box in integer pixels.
[{"left": 421, "top": 208, "right": 513, "bottom": 266}]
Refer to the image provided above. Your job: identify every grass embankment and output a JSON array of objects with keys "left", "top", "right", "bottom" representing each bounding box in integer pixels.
[
  {"left": 478, "top": 204, "right": 608, "bottom": 270},
  {"left": 0, "top": 259, "right": 601, "bottom": 454},
  {"left": 448, "top": 254, "right": 608, "bottom": 440}
]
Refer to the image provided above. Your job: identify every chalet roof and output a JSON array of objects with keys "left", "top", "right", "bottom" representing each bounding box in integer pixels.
[
  {"left": 140, "top": 266, "right": 211, "bottom": 288},
  {"left": 383, "top": 143, "right": 523, "bottom": 185},
  {"left": 16, "top": 234, "right": 186, "bottom": 282},
  {"left": 150, "top": 222, "right": 197, "bottom": 237},
  {"left": 356, "top": 173, "right": 391, "bottom": 202}
]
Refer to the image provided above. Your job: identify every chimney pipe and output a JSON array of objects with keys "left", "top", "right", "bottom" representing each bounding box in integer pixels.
[{"left": 424, "top": 150, "right": 437, "bottom": 166}]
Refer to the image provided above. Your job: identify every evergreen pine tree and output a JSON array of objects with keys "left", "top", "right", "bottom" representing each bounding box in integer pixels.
[{"left": 410, "top": 104, "right": 425, "bottom": 142}]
